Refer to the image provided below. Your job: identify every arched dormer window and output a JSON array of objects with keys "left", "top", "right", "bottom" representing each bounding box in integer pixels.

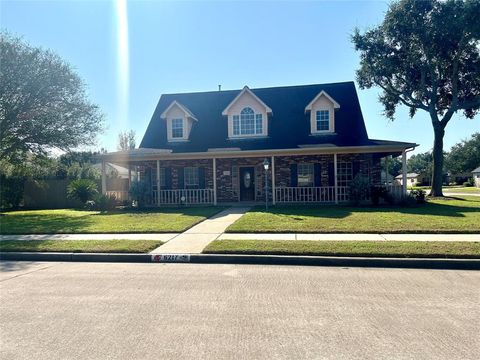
[{"left": 233, "top": 107, "right": 263, "bottom": 136}]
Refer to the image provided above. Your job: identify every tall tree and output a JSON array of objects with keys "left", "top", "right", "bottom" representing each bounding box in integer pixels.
[
  {"left": 445, "top": 132, "right": 480, "bottom": 175},
  {"left": 0, "top": 32, "right": 104, "bottom": 164},
  {"left": 117, "top": 130, "right": 136, "bottom": 151},
  {"left": 352, "top": 0, "right": 480, "bottom": 196}
]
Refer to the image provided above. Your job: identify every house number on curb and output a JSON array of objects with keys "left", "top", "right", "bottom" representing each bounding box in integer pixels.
[{"left": 151, "top": 254, "right": 191, "bottom": 263}]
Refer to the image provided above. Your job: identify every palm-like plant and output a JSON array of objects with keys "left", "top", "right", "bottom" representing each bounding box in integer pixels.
[{"left": 67, "top": 179, "right": 98, "bottom": 204}]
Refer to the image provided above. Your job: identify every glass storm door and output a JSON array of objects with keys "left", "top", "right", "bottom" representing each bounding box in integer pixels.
[{"left": 239, "top": 167, "right": 255, "bottom": 201}]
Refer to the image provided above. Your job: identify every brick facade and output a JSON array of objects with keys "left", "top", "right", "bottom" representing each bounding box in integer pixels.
[{"left": 138, "top": 153, "right": 382, "bottom": 203}]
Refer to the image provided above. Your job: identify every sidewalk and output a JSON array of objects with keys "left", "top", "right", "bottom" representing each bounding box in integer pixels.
[
  {"left": 218, "top": 233, "right": 480, "bottom": 242},
  {"left": 149, "top": 207, "right": 251, "bottom": 254}
]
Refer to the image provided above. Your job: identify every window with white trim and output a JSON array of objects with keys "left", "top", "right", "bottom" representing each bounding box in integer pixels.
[
  {"left": 159, "top": 168, "right": 166, "bottom": 188},
  {"left": 172, "top": 118, "right": 183, "bottom": 138},
  {"left": 337, "top": 162, "right": 353, "bottom": 187},
  {"left": 316, "top": 110, "right": 329, "bottom": 131},
  {"left": 232, "top": 107, "right": 263, "bottom": 136},
  {"left": 298, "top": 163, "right": 314, "bottom": 187},
  {"left": 184, "top": 167, "right": 199, "bottom": 187}
]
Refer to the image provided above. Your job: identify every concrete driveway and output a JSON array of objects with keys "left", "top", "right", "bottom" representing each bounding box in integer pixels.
[{"left": 1, "top": 262, "right": 479, "bottom": 360}]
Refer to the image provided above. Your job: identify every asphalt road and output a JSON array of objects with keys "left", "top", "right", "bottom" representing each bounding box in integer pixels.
[{"left": 1, "top": 262, "right": 479, "bottom": 360}]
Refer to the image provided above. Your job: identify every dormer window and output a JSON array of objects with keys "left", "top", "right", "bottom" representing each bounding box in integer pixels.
[
  {"left": 172, "top": 118, "right": 184, "bottom": 138},
  {"left": 305, "top": 90, "right": 340, "bottom": 135},
  {"left": 233, "top": 107, "right": 263, "bottom": 136},
  {"left": 223, "top": 86, "right": 272, "bottom": 139},
  {"left": 316, "top": 110, "right": 330, "bottom": 131},
  {"left": 161, "top": 101, "right": 197, "bottom": 142}
]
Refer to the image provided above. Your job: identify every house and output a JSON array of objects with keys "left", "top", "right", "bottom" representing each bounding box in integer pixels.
[
  {"left": 99, "top": 82, "right": 416, "bottom": 205},
  {"left": 395, "top": 173, "right": 421, "bottom": 186},
  {"left": 472, "top": 167, "right": 480, "bottom": 188}
]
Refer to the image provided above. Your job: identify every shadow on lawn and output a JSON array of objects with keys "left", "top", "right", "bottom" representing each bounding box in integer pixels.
[
  {"left": 0, "top": 213, "right": 96, "bottom": 234},
  {"left": 254, "top": 200, "right": 480, "bottom": 219}
]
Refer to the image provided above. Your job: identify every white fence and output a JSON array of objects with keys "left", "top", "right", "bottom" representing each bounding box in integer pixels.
[
  {"left": 275, "top": 186, "right": 349, "bottom": 203},
  {"left": 386, "top": 185, "right": 404, "bottom": 199},
  {"left": 155, "top": 189, "right": 214, "bottom": 205}
]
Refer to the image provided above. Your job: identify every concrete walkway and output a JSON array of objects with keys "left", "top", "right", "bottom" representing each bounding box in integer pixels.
[
  {"left": 150, "top": 207, "right": 251, "bottom": 254},
  {"left": 218, "top": 233, "right": 480, "bottom": 242}
]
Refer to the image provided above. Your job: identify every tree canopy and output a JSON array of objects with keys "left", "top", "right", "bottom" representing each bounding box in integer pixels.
[
  {"left": 0, "top": 32, "right": 104, "bottom": 164},
  {"left": 352, "top": 0, "right": 480, "bottom": 196},
  {"left": 445, "top": 132, "right": 480, "bottom": 175}
]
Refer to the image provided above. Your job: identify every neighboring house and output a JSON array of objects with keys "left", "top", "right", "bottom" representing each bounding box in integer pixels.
[
  {"left": 472, "top": 167, "right": 480, "bottom": 188},
  {"left": 395, "top": 173, "right": 420, "bottom": 186},
  {"left": 100, "top": 82, "right": 416, "bottom": 205},
  {"left": 93, "top": 162, "right": 130, "bottom": 179}
]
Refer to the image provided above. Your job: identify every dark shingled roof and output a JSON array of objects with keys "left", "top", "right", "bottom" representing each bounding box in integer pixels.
[{"left": 140, "top": 82, "right": 408, "bottom": 153}]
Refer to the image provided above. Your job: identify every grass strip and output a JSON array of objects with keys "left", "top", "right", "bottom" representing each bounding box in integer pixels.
[
  {"left": 0, "top": 240, "right": 163, "bottom": 253},
  {"left": 226, "top": 196, "right": 480, "bottom": 233},
  {"left": 203, "top": 240, "right": 480, "bottom": 259},
  {"left": 0, "top": 207, "right": 224, "bottom": 234}
]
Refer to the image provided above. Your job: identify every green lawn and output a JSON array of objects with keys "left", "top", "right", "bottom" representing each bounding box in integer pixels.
[
  {"left": 0, "top": 240, "right": 163, "bottom": 253},
  {"left": 0, "top": 207, "right": 222, "bottom": 234},
  {"left": 226, "top": 196, "right": 480, "bottom": 233},
  {"left": 204, "top": 240, "right": 480, "bottom": 258}
]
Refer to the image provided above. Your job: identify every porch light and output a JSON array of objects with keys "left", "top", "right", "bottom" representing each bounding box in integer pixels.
[{"left": 263, "top": 158, "right": 270, "bottom": 171}]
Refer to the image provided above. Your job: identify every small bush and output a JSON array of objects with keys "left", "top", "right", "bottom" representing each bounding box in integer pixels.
[
  {"left": 67, "top": 179, "right": 98, "bottom": 204},
  {"left": 370, "top": 185, "right": 394, "bottom": 206},
  {"left": 410, "top": 189, "right": 426, "bottom": 204},
  {"left": 0, "top": 175, "right": 25, "bottom": 209},
  {"left": 349, "top": 175, "right": 370, "bottom": 206},
  {"left": 94, "top": 194, "right": 117, "bottom": 212},
  {"left": 129, "top": 180, "right": 150, "bottom": 208},
  {"left": 463, "top": 178, "right": 474, "bottom": 187}
]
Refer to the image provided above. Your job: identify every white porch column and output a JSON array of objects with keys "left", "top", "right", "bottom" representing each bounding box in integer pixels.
[
  {"left": 402, "top": 150, "right": 407, "bottom": 196},
  {"left": 128, "top": 165, "right": 132, "bottom": 200},
  {"left": 213, "top": 158, "right": 217, "bottom": 205},
  {"left": 101, "top": 161, "right": 107, "bottom": 195},
  {"left": 271, "top": 156, "right": 276, "bottom": 205},
  {"left": 156, "top": 160, "right": 161, "bottom": 206},
  {"left": 334, "top": 153, "right": 338, "bottom": 204}
]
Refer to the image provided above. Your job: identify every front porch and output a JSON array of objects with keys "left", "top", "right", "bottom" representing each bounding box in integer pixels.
[{"left": 101, "top": 151, "right": 407, "bottom": 206}]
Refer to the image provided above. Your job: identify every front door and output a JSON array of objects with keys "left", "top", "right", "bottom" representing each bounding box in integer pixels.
[{"left": 240, "top": 167, "right": 255, "bottom": 201}]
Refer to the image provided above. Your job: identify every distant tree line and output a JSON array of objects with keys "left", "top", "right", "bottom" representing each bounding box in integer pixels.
[{"left": 385, "top": 132, "right": 480, "bottom": 185}]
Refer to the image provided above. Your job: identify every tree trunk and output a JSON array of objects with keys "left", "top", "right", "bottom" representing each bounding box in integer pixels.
[{"left": 430, "top": 126, "right": 445, "bottom": 197}]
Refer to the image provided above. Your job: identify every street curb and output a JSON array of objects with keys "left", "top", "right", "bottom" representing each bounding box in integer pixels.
[{"left": 1, "top": 252, "right": 480, "bottom": 270}]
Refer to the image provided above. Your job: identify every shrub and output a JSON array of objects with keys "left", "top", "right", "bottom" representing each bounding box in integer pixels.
[
  {"left": 0, "top": 175, "right": 25, "bottom": 209},
  {"left": 463, "top": 178, "right": 474, "bottom": 187},
  {"left": 348, "top": 175, "right": 370, "bottom": 206},
  {"left": 94, "top": 194, "right": 117, "bottom": 212},
  {"left": 410, "top": 189, "right": 426, "bottom": 204},
  {"left": 128, "top": 180, "right": 150, "bottom": 208},
  {"left": 67, "top": 179, "right": 98, "bottom": 204}
]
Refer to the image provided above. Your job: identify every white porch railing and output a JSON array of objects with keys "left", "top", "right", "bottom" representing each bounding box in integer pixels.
[
  {"left": 275, "top": 186, "right": 349, "bottom": 203},
  {"left": 106, "top": 190, "right": 129, "bottom": 202},
  {"left": 155, "top": 189, "right": 214, "bottom": 205}
]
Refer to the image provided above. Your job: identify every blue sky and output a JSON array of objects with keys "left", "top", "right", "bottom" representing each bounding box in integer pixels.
[{"left": 2, "top": 0, "right": 478, "bottom": 155}]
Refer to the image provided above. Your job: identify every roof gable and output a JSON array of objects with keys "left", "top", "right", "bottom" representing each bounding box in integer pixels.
[
  {"left": 221, "top": 86, "right": 272, "bottom": 116},
  {"left": 160, "top": 100, "right": 198, "bottom": 121},
  {"left": 305, "top": 90, "right": 340, "bottom": 112}
]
